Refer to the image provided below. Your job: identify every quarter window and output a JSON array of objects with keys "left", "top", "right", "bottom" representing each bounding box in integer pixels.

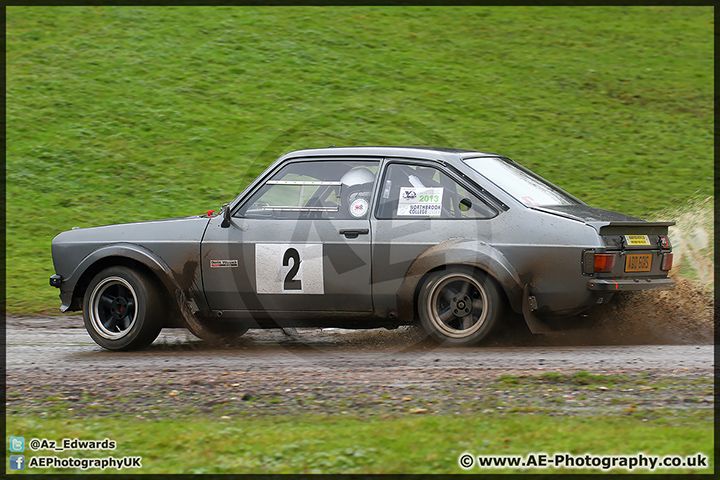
[
  {"left": 464, "top": 156, "right": 579, "bottom": 206},
  {"left": 238, "top": 160, "right": 379, "bottom": 220},
  {"left": 376, "top": 163, "right": 496, "bottom": 219}
]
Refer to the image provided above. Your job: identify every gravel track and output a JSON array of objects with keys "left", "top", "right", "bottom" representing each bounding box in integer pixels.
[{"left": 5, "top": 316, "right": 714, "bottom": 419}]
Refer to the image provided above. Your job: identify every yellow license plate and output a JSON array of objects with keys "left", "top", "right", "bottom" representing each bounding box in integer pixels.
[
  {"left": 625, "top": 253, "right": 652, "bottom": 272},
  {"left": 624, "top": 235, "right": 651, "bottom": 246}
]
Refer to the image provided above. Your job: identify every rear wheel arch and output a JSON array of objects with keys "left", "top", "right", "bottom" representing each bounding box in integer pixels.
[
  {"left": 416, "top": 265, "right": 505, "bottom": 346},
  {"left": 412, "top": 263, "right": 510, "bottom": 321},
  {"left": 396, "top": 241, "right": 524, "bottom": 321}
]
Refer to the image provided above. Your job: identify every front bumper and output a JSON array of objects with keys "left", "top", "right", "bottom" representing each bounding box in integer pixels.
[
  {"left": 50, "top": 274, "right": 75, "bottom": 312},
  {"left": 587, "top": 277, "right": 675, "bottom": 291}
]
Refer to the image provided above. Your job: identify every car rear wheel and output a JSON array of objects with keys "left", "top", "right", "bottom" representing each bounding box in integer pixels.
[
  {"left": 418, "top": 267, "right": 503, "bottom": 346},
  {"left": 83, "top": 266, "right": 163, "bottom": 351}
]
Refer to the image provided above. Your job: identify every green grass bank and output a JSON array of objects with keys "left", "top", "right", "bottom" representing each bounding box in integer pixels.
[{"left": 6, "top": 6, "right": 713, "bottom": 313}]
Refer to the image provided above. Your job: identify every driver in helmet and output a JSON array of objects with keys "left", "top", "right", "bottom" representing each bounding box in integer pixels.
[{"left": 339, "top": 168, "right": 375, "bottom": 219}]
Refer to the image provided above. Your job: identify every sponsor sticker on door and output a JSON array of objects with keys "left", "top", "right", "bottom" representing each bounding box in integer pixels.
[{"left": 210, "top": 260, "right": 238, "bottom": 268}]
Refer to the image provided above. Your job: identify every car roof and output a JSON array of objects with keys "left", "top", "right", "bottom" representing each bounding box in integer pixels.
[{"left": 279, "top": 146, "right": 500, "bottom": 162}]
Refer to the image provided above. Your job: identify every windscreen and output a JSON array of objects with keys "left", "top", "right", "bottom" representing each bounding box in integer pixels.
[{"left": 464, "top": 157, "right": 581, "bottom": 206}]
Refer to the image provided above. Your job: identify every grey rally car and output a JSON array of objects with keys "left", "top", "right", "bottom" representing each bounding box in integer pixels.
[{"left": 50, "top": 146, "right": 675, "bottom": 350}]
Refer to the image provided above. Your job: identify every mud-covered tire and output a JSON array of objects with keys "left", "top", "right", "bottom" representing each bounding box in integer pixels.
[
  {"left": 418, "top": 267, "right": 503, "bottom": 346},
  {"left": 83, "top": 266, "right": 163, "bottom": 351}
]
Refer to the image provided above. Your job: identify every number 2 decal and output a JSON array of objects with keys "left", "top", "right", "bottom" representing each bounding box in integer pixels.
[
  {"left": 255, "top": 244, "right": 324, "bottom": 294},
  {"left": 283, "top": 248, "right": 302, "bottom": 290}
]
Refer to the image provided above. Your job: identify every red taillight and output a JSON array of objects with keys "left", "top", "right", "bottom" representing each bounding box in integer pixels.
[
  {"left": 661, "top": 253, "right": 673, "bottom": 271},
  {"left": 594, "top": 254, "right": 614, "bottom": 273}
]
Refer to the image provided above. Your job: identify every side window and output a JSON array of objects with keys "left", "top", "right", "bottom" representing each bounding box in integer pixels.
[
  {"left": 376, "top": 163, "right": 496, "bottom": 219},
  {"left": 238, "top": 160, "right": 379, "bottom": 220}
]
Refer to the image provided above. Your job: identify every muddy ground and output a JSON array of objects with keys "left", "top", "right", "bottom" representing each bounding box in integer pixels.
[{"left": 5, "top": 302, "right": 714, "bottom": 420}]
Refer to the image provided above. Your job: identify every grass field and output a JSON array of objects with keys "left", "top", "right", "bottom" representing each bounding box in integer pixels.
[
  {"left": 5, "top": 6, "right": 713, "bottom": 314},
  {"left": 7, "top": 411, "right": 713, "bottom": 474},
  {"left": 5, "top": 9, "right": 714, "bottom": 476}
]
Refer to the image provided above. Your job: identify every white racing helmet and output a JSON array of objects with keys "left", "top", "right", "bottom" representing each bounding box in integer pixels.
[
  {"left": 340, "top": 168, "right": 375, "bottom": 187},
  {"left": 340, "top": 168, "right": 375, "bottom": 218}
]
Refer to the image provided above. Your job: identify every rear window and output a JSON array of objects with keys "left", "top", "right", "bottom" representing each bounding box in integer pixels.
[{"left": 464, "top": 157, "right": 580, "bottom": 206}]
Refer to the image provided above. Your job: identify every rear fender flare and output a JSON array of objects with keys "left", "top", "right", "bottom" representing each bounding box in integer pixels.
[{"left": 396, "top": 239, "right": 524, "bottom": 319}]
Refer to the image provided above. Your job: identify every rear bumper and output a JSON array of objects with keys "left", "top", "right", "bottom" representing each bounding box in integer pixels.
[{"left": 587, "top": 277, "right": 675, "bottom": 291}]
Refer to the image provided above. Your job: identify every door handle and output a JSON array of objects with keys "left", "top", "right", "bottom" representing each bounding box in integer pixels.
[{"left": 339, "top": 229, "right": 369, "bottom": 239}]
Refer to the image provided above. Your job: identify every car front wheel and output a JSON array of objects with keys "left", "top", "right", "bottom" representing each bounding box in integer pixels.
[
  {"left": 83, "top": 266, "right": 163, "bottom": 351},
  {"left": 418, "top": 267, "right": 503, "bottom": 346}
]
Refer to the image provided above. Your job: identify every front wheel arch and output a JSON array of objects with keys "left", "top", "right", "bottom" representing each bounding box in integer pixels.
[
  {"left": 82, "top": 265, "right": 164, "bottom": 350},
  {"left": 71, "top": 256, "right": 180, "bottom": 327}
]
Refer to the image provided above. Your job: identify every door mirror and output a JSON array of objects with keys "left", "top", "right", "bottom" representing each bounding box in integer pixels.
[{"left": 221, "top": 203, "right": 231, "bottom": 228}]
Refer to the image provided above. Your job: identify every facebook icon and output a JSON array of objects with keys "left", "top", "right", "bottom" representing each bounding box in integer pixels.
[{"left": 10, "top": 455, "right": 25, "bottom": 470}]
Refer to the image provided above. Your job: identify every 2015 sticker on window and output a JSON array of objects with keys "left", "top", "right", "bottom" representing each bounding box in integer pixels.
[{"left": 397, "top": 187, "right": 443, "bottom": 216}]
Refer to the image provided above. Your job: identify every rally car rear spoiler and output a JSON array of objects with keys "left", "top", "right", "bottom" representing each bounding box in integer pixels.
[{"left": 588, "top": 221, "right": 675, "bottom": 235}]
